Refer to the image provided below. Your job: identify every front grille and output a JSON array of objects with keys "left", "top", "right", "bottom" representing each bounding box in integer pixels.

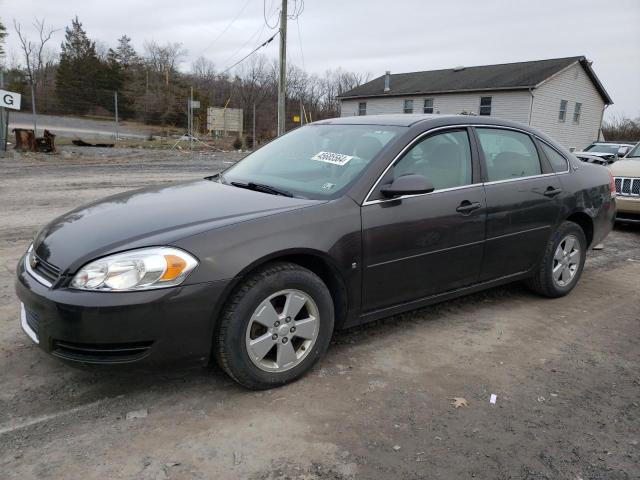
[
  {"left": 52, "top": 340, "right": 154, "bottom": 364},
  {"left": 32, "top": 254, "right": 60, "bottom": 283},
  {"left": 614, "top": 177, "right": 640, "bottom": 197},
  {"left": 25, "top": 309, "right": 39, "bottom": 336}
]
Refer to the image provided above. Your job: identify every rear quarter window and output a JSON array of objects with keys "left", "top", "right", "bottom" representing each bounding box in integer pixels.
[{"left": 540, "top": 142, "right": 569, "bottom": 173}]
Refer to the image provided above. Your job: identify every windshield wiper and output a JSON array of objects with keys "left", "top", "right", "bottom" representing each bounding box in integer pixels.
[{"left": 230, "top": 181, "right": 294, "bottom": 198}]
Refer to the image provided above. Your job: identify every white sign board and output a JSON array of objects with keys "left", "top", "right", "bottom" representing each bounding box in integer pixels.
[
  {"left": 207, "top": 107, "right": 243, "bottom": 135},
  {"left": 0, "top": 89, "right": 21, "bottom": 110},
  {"left": 190, "top": 100, "right": 200, "bottom": 109}
]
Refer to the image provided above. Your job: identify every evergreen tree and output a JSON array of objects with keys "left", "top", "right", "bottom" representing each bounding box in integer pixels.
[
  {"left": 56, "top": 17, "right": 113, "bottom": 114},
  {"left": 0, "top": 20, "right": 7, "bottom": 58},
  {"left": 108, "top": 35, "right": 139, "bottom": 68}
]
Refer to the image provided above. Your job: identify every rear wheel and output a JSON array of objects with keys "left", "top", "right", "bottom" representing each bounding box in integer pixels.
[
  {"left": 525, "top": 221, "right": 587, "bottom": 298},
  {"left": 214, "top": 262, "right": 334, "bottom": 389}
]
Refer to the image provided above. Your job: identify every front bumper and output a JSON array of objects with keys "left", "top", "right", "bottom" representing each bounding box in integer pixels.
[
  {"left": 15, "top": 255, "right": 230, "bottom": 367},
  {"left": 615, "top": 196, "right": 640, "bottom": 223}
]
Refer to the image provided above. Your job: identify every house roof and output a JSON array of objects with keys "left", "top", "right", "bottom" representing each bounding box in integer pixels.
[{"left": 338, "top": 56, "right": 613, "bottom": 104}]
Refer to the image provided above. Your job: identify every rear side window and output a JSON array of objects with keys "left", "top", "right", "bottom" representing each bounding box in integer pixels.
[
  {"left": 476, "top": 128, "right": 542, "bottom": 182},
  {"left": 392, "top": 130, "right": 472, "bottom": 190},
  {"left": 540, "top": 142, "right": 569, "bottom": 172}
]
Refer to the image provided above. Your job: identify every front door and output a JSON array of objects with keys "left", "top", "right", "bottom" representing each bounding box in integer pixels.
[
  {"left": 473, "top": 127, "right": 563, "bottom": 281},
  {"left": 361, "top": 128, "right": 486, "bottom": 312}
]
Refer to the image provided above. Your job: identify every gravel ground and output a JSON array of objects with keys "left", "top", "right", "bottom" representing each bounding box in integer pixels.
[{"left": 0, "top": 147, "right": 638, "bottom": 480}]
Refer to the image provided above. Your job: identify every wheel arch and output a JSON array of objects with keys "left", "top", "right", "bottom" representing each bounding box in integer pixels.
[
  {"left": 565, "top": 210, "right": 594, "bottom": 247},
  {"left": 213, "top": 248, "right": 350, "bottom": 335}
]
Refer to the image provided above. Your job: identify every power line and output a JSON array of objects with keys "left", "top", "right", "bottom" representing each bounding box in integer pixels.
[
  {"left": 219, "top": 31, "right": 279, "bottom": 76},
  {"left": 263, "top": 0, "right": 280, "bottom": 29},
  {"left": 195, "top": 0, "right": 253, "bottom": 59},
  {"left": 219, "top": 20, "right": 266, "bottom": 69}
]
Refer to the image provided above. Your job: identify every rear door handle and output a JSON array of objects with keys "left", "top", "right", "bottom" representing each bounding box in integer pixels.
[
  {"left": 456, "top": 201, "right": 482, "bottom": 214},
  {"left": 544, "top": 187, "right": 562, "bottom": 197}
]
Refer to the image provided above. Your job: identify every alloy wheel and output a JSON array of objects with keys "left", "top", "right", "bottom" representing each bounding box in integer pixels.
[
  {"left": 245, "top": 289, "right": 320, "bottom": 372},
  {"left": 552, "top": 234, "right": 581, "bottom": 287}
]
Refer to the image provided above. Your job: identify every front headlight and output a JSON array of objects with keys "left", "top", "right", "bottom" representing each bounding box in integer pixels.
[{"left": 70, "top": 247, "right": 198, "bottom": 291}]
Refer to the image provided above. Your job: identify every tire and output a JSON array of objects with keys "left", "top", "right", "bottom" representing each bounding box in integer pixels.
[
  {"left": 525, "top": 221, "right": 587, "bottom": 298},
  {"left": 214, "top": 262, "right": 334, "bottom": 389}
]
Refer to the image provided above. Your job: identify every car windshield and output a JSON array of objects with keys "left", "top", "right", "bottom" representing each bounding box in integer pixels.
[
  {"left": 220, "top": 124, "right": 404, "bottom": 199},
  {"left": 584, "top": 144, "right": 621, "bottom": 154},
  {"left": 625, "top": 143, "right": 640, "bottom": 158}
]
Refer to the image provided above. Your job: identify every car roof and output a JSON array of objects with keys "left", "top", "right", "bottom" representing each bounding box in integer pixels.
[{"left": 312, "top": 114, "right": 533, "bottom": 130}]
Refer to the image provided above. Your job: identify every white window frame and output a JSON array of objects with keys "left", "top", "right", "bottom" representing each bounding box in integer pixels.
[
  {"left": 573, "top": 102, "right": 581, "bottom": 124},
  {"left": 358, "top": 101, "right": 366, "bottom": 116},
  {"left": 403, "top": 99, "right": 414, "bottom": 114},
  {"left": 559, "top": 100, "right": 568, "bottom": 122},
  {"left": 479, "top": 96, "right": 492, "bottom": 116},
  {"left": 423, "top": 98, "right": 434, "bottom": 114}
]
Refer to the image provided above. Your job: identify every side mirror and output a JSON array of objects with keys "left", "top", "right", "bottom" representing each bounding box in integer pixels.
[
  {"left": 618, "top": 146, "right": 630, "bottom": 157},
  {"left": 380, "top": 174, "right": 434, "bottom": 198}
]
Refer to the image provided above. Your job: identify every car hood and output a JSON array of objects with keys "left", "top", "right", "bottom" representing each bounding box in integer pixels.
[
  {"left": 574, "top": 151, "right": 615, "bottom": 158},
  {"left": 33, "top": 179, "right": 322, "bottom": 273},
  {"left": 609, "top": 159, "right": 640, "bottom": 177}
]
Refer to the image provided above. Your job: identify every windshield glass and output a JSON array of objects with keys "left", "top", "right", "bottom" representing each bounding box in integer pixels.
[
  {"left": 220, "top": 124, "right": 404, "bottom": 199},
  {"left": 625, "top": 143, "right": 640, "bottom": 158},
  {"left": 584, "top": 144, "right": 621, "bottom": 154}
]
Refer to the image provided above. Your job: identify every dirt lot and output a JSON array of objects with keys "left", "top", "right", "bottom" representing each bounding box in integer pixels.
[{"left": 0, "top": 148, "right": 638, "bottom": 480}]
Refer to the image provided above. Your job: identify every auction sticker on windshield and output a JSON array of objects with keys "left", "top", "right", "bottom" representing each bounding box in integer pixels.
[{"left": 311, "top": 151, "right": 353, "bottom": 166}]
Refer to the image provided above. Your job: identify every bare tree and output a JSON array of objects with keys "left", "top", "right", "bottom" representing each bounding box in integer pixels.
[
  {"left": 13, "top": 18, "right": 57, "bottom": 87},
  {"left": 144, "top": 40, "right": 187, "bottom": 86},
  {"left": 192, "top": 56, "right": 216, "bottom": 82}
]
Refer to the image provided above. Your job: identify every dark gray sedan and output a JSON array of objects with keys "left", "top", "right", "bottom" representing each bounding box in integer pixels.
[{"left": 16, "top": 115, "right": 615, "bottom": 389}]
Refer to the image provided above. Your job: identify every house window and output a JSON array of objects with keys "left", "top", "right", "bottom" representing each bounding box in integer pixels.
[
  {"left": 403, "top": 99, "right": 413, "bottom": 114},
  {"left": 479, "top": 96, "right": 492, "bottom": 116},
  {"left": 573, "top": 102, "right": 582, "bottom": 123},
  {"left": 358, "top": 102, "right": 367, "bottom": 116},
  {"left": 424, "top": 98, "right": 434, "bottom": 114},
  {"left": 559, "top": 100, "right": 568, "bottom": 122}
]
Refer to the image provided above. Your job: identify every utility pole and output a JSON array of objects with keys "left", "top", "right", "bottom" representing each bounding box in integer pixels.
[
  {"left": 189, "top": 86, "right": 193, "bottom": 150},
  {"left": 30, "top": 83, "right": 37, "bottom": 136},
  {"left": 0, "top": 70, "right": 7, "bottom": 153},
  {"left": 277, "top": 0, "right": 287, "bottom": 136},
  {"left": 299, "top": 97, "right": 303, "bottom": 127},
  {"left": 252, "top": 103, "right": 256, "bottom": 150},
  {"left": 114, "top": 91, "right": 119, "bottom": 142}
]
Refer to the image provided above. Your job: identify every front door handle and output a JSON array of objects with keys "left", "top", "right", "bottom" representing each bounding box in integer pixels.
[
  {"left": 456, "top": 201, "right": 482, "bottom": 214},
  {"left": 544, "top": 187, "right": 562, "bottom": 197}
]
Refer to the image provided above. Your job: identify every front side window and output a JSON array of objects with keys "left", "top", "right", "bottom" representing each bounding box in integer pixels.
[
  {"left": 476, "top": 128, "right": 542, "bottom": 182},
  {"left": 358, "top": 102, "right": 367, "bottom": 116},
  {"left": 573, "top": 102, "right": 582, "bottom": 123},
  {"left": 540, "top": 142, "right": 569, "bottom": 172},
  {"left": 390, "top": 130, "right": 472, "bottom": 191},
  {"left": 559, "top": 100, "right": 568, "bottom": 122},
  {"left": 479, "top": 96, "right": 492, "bottom": 116},
  {"left": 403, "top": 99, "right": 413, "bottom": 114},
  {"left": 424, "top": 98, "right": 434, "bottom": 114},
  {"left": 221, "top": 124, "right": 404, "bottom": 200}
]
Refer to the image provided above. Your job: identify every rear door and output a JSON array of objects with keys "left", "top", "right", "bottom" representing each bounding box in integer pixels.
[
  {"left": 361, "top": 127, "right": 486, "bottom": 312},
  {"left": 473, "top": 127, "right": 562, "bottom": 281}
]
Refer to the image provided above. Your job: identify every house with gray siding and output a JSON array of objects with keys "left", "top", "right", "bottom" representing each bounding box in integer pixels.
[{"left": 338, "top": 56, "right": 612, "bottom": 150}]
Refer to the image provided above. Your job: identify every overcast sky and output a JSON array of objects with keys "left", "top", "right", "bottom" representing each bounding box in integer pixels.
[{"left": 1, "top": 0, "right": 639, "bottom": 119}]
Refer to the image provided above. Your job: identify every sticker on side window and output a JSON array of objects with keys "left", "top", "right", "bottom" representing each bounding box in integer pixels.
[{"left": 311, "top": 151, "right": 353, "bottom": 166}]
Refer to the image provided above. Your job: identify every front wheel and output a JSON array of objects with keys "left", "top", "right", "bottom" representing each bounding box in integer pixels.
[
  {"left": 525, "top": 221, "right": 587, "bottom": 298},
  {"left": 214, "top": 262, "right": 334, "bottom": 389}
]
